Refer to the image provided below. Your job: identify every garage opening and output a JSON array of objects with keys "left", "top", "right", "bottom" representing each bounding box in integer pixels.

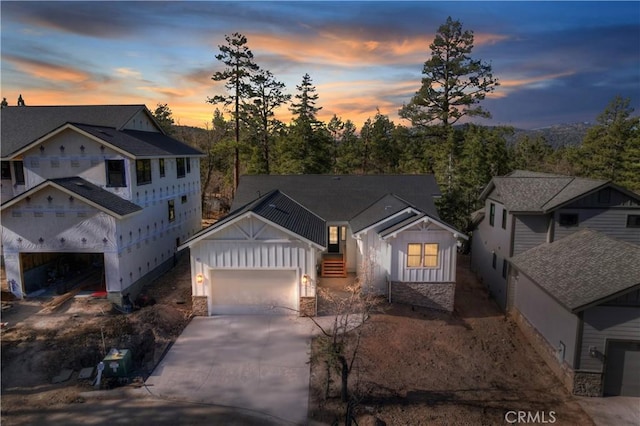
[
  {"left": 209, "top": 269, "right": 298, "bottom": 315},
  {"left": 20, "top": 252, "right": 105, "bottom": 296},
  {"left": 604, "top": 340, "right": 640, "bottom": 396}
]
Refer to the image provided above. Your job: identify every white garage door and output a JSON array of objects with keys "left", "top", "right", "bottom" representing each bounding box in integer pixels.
[{"left": 209, "top": 269, "right": 298, "bottom": 315}]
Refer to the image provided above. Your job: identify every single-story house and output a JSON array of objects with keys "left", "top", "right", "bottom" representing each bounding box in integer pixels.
[
  {"left": 509, "top": 229, "right": 640, "bottom": 397},
  {"left": 178, "top": 175, "right": 467, "bottom": 316}
]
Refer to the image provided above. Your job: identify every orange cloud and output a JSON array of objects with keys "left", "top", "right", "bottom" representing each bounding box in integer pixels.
[
  {"left": 5, "top": 55, "right": 91, "bottom": 83},
  {"left": 249, "top": 30, "right": 509, "bottom": 68}
]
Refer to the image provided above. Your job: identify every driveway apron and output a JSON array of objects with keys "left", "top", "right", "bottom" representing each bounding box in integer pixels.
[{"left": 145, "top": 316, "right": 316, "bottom": 425}]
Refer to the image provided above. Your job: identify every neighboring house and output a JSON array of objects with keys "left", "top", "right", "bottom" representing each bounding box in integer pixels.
[
  {"left": 1, "top": 105, "right": 203, "bottom": 303},
  {"left": 179, "top": 175, "right": 466, "bottom": 316},
  {"left": 471, "top": 170, "right": 640, "bottom": 309},
  {"left": 509, "top": 229, "right": 640, "bottom": 397}
]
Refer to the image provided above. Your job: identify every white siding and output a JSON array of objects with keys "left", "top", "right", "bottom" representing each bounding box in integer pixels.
[
  {"left": 391, "top": 229, "right": 456, "bottom": 283},
  {"left": 189, "top": 217, "right": 319, "bottom": 302}
]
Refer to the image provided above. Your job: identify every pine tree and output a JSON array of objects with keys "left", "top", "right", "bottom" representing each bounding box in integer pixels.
[
  {"left": 580, "top": 95, "right": 640, "bottom": 191},
  {"left": 207, "top": 33, "right": 259, "bottom": 190}
]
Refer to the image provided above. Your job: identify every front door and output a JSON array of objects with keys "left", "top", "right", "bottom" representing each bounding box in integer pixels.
[{"left": 328, "top": 226, "right": 340, "bottom": 253}]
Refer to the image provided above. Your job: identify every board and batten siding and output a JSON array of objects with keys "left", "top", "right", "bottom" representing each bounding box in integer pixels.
[
  {"left": 513, "top": 214, "right": 550, "bottom": 256},
  {"left": 513, "top": 272, "right": 579, "bottom": 368},
  {"left": 578, "top": 306, "right": 640, "bottom": 372},
  {"left": 391, "top": 229, "right": 456, "bottom": 283}
]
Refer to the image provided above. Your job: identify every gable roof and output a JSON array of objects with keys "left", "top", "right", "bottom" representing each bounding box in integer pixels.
[
  {"left": 510, "top": 229, "right": 640, "bottom": 312},
  {"left": 1, "top": 177, "right": 142, "bottom": 219},
  {"left": 180, "top": 190, "right": 326, "bottom": 250},
  {"left": 349, "top": 193, "right": 413, "bottom": 234},
  {"left": 74, "top": 124, "right": 202, "bottom": 158},
  {"left": 233, "top": 175, "right": 442, "bottom": 222},
  {"left": 480, "top": 170, "right": 612, "bottom": 213},
  {"left": 1, "top": 105, "right": 202, "bottom": 159}
]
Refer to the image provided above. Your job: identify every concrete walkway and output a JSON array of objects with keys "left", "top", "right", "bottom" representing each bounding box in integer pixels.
[
  {"left": 577, "top": 396, "right": 640, "bottom": 426},
  {"left": 143, "top": 316, "right": 322, "bottom": 425}
]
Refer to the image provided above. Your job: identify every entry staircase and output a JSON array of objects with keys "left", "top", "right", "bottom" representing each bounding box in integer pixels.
[{"left": 321, "top": 256, "right": 347, "bottom": 278}]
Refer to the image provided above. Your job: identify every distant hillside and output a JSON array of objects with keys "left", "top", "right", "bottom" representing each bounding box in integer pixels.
[{"left": 509, "top": 122, "right": 593, "bottom": 148}]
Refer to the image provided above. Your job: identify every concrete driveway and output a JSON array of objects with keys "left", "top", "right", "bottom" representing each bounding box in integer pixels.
[{"left": 144, "top": 315, "right": 320, "bottom": 425}]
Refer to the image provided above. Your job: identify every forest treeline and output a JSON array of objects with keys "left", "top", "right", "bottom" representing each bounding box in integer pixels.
[{"left": 152, "top": 18, "right": 639, "bottom": 233}]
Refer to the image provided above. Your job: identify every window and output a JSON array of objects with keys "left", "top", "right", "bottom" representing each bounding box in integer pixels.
[
  {"left": 13, "top": 161, "right": 25, "bottom": 185},
  {"left": 181, "top": 195, "right": 187, "bottom": 204},
  {"left": 407, "top": 243, "right": 439, "bottom": 268},
  {"left": 168, "top": 200, "right": 175, "bottom": 222},
  {"left": 176, "top": 158, "right": 186, "bottom": 178},
  {"left": 159, "top": 159, "right": 165, "bottom": 177},
  {"left": 407, "top": 243, "right": 422, "bottom": 267},
  {"left": 328, "top": 226, "right": 339, "bottom": 245},
  {"left": 423, "top": 243, "right": 439, "bottom": 267},
  {"left": 136, "top": 159, "right": 152, "bottom": 185},
  {"left": 186, "top": 158, "right": 191, "bottom": 174},
  {"left": 627, "top": 215, "right": 640, "bottom": 228},
  {"left": 598, "top": 188, "right": 611, "bottom": 204},
  {"left": 106, "top": 160, "right": 126, "bottom": 187},
  {"left": 1, "top": 162, "right": 11, "bottom": 179},
  {"left": 492, "top": 253, "right": 497, "bottom": 269},
  {"left": 559, "top": 213, "right": 579, "bottom": 227},
  {"left": 502, "top": 259, "right": 508, "bottom": 278},
  {"left": 501, "top": 209, "right": 507, "bottom": 229},
  {"left": 489, "top": 203, "right": 495, "bottom": 226}
]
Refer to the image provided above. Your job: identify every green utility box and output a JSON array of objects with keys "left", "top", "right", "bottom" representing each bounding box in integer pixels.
[{"left": 102, "top": 349, "right": 132, "bottom": 378}]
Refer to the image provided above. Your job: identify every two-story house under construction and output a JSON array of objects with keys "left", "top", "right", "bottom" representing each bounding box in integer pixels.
[{"left": 1, "top": 105, "right": 203, "bottom": 304}]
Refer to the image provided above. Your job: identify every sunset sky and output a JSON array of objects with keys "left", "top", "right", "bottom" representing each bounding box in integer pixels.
[{"left": 1, "top": 1, "right": 638, "bottom": 130}]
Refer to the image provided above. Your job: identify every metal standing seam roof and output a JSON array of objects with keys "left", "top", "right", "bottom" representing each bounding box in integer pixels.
[
  {"left": 182, "top": 190, "right": 327, "bottom": 248},
  {"left": 510, "top": 229, "right": 640, "bottom": 312},
  {"left": 1, "top": 105, "right": 147, "bottom": 157},
  {"left": 232, "top": 174, "right": 442, "bottom": 221},
  {"left": 1, "top": 177, "right": 142, "bottom": 218}
]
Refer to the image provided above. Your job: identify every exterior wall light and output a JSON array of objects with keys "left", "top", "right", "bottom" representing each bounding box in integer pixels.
[
  {"left": 302, "top": 274, "right": 310, "bottom": 286},
  {"left": 196, "top": 273, "right": 204, "bottom": 284}
]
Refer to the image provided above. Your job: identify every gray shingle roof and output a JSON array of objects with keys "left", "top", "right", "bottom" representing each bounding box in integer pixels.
[
  {"left": 233, "top": 175, "right": 441, "bottom": 221},
  {"left": 510, "top": 229, "right": 640, "bottom": 312},
  {"left": 482, "top": 171, "right": 608, "bottom": 213},
  {"left": 0, "top": 177, "right": 142, "bottom": 218},
  {"left": 349, "top": 194, "right": 412, "bottom": 233},
  {"left": 51, "top": 177, "right": 142, "bottom": 217},
  {"left": 75, "top": 124, "right": 202, "bottom": 157},
  {"left": 1, "top": 105, "right": 146, "bottom": 157},
  {"left": 183, "top": 190, "right": 326, "bottom": 248}
]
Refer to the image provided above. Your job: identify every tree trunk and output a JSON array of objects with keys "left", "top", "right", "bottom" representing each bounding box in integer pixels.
[{"left": 339, "top": 354, "right": 349, "bottom": 403}]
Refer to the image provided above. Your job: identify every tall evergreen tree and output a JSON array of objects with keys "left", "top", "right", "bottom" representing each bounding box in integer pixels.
[
  {"left": 399, "top": 17, "right": 499, "bottom": 128},
  {"left": 207, "top": 33, "right": 259, "bottom": 190},
  {"left": 244, "top": 70, "right": 291, "bottom": 174},
  {"left": 152, "top": 103, "right": 175, "bottom": 135},
  {"left": 580, "top": 95, "right": 640, "bottom": 191},
  {"left": 279, "top": 74, "right": 330, "bottom": 173},
  {"left": 400, "top": 17, "right": 499, "bottom": 190}
]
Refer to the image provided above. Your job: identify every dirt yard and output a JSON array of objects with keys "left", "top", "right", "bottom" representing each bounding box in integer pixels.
[
  {"left": 0, "top": 254, "right": 193, "bottom": 424},
  {"left": 1, "top": 253, "right": 594, "bottom": 425},
  {"left": 309, "top": 255, "right": 594, "bottom": 425}
]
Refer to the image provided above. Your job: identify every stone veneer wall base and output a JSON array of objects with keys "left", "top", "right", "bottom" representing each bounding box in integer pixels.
[
  {"left": 192, "top": 296, "right": 208, "bottom": 316},
  {"left": 390, "top": 282, "right": 455, "bottom": 312},
  {"left": 299, "top": 296, "right": 317, "bottom": 317},
  {"left": 510, "top": 309, "right": 586, "bottom": 394}
]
